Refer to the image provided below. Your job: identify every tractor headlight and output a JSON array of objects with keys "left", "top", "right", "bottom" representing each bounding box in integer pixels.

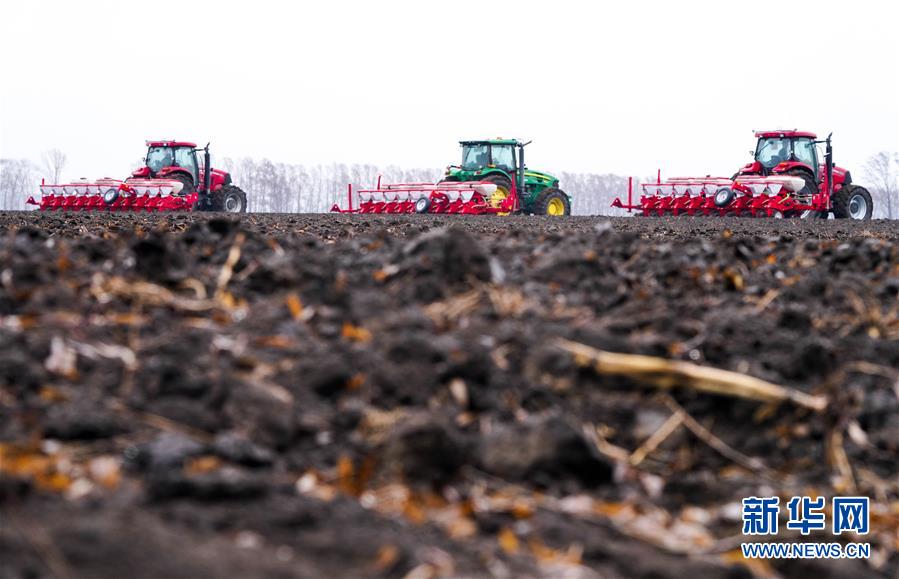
[{"left": 844, "top": 171, "right": 852, "bottom": 184}]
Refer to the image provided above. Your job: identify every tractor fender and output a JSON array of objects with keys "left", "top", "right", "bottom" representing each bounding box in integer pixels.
[
  {"left": 772, "top": 163, "right": 817, "bottom": 190},
  {"left": 772, "top": 161, "right": 815, "bottom": 178},
  {"left": 479, "top": 169, "right": 513, "bottom": 182},
  {"left": 156, "top": 167, "right": 195, "bottom": 182}
]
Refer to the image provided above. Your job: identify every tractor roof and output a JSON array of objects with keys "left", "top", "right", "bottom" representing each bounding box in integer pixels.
[
  {"left": 460, "top": 138, "right": 520, "bottom": 146},
  {"left": 754, "top": 130, "right": 817, "bottom": 139},
  {"left": 146, "top": 140, "right": 198, "bottom": 148}
]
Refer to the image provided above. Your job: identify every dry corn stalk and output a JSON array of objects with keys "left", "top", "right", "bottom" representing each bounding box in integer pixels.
[{"left": 555, "top": 339, "right": 827, "bottom": 412}]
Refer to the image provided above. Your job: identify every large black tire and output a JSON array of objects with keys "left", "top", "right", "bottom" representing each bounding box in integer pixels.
[
  {"left": 210, "top": 185, "right": 248, "bottom": 213},
  {"left": 531, "top": 188, "right": 571, "bottom": 216},
  {"left": 167, "top": 172, "right": 195, "bottom": 195},
  {"left": 481, "top": 173, "right": 512, "bottom": 191},
  {"left": 784, "top": 168, "right": 825, "bottom": 219},
  {"left": 832, "top": 185, "right": 873, "bottom": 220}
]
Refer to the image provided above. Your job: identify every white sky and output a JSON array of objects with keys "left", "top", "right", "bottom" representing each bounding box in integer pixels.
[{"left": 1, "top": 0, "right": 897, "bottom": 184}]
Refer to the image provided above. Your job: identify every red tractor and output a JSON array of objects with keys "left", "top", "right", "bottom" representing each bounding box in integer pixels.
[
  {"left": 734, "top": 130, "right": 872, "bottom": 219},
  {"left": 29, "top": 140, "right": 248, "bottom": 213},
  {"left": 131, "top": 141, "right": 248, "bottom": 213},
  {"left": 612, "top": 130, "right": 873, "bottom": 219}
]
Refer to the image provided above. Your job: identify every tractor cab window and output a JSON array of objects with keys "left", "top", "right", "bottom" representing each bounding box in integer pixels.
[
  {"left": 174, "top": 147, "right": 199, "bottom": 183},
  {"left": 146, "top": 146, "right": 174, "bottom": 174},
  {"left": 462, "top": 144, "right": 490, "bottom": 170},
  {"left": 756, "top": 137, "right": 790, "bottom": 169},
  {"left": 792, "top": 138, "right": 817, "bottom": 175},
  {"left": 491, "top": 145, "right": 516, "bottom": 171}
]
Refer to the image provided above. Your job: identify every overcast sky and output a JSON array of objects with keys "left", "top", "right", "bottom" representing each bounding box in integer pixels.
[{"left": 1, "top": 0, "right": 897, "bottom": 186}]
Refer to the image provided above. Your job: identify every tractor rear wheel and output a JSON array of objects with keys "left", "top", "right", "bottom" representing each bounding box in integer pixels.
[
  {"left": 784, "top": 169, "right": 825, "bottom": 219},
  {"left": 532, "top": 188, "right": 571, "bottom": 216},
  {"left": 211, "top": 185, "right": 248, "bottom": 213},
  {"left": 832, "top": 185, "right": 873, "bottom": 220},
  {"left": 481, "top": 174, "right": 513, "bottom": 215}
]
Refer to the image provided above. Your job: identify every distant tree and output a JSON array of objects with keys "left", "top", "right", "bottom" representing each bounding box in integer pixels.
[
  {"left": 863, "top": 152, "right": 899, "bottom": 219},
  {"left": 0, "top": 158, "right": 39, "bottom": 210},
  {"left": 41, "top": 149, "right": 67, "bottom": 184}
]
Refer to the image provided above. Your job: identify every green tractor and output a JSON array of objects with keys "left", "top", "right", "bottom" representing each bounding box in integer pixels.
[{"left": 443, "top": 139, "right": 571, "bottom": 215}]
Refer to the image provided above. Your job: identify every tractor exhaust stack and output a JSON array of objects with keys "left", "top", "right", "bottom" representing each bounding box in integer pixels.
[
  {"left": 824, "top": 133, "right": 834, "bottom": 210},
  {"left": 516, "top": 140, "right": 532, "bottom": 213},
  {"left": 203, "top": 143, "right": 212, "bottom": 209}
]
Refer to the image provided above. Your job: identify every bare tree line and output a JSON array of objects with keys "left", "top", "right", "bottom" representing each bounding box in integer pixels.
[
  {"left": 0, "top": 159, "right": 37, "bottom": 210},
  {"left": 864, "top": 152, "right": 899, "bottom": 219},
  {"left": 41, "top": 149, "right": 67, "bottom": 185},
  {"left": 1, "top": 150, "right": 897, "bottom": 217},
  {"left": 221, "top": 157, "right": 634, "bottom": 215},
  {"left": 0, "top": 149, "right": 67, "bottom": 210},
  {"left": 220, "top": 158, "right": 443, "bottom": 214}
]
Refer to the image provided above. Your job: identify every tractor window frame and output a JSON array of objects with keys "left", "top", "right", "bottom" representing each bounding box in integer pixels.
[
  {"left": 490, "top": 144, "right": 516, "bottom": 172},
  {"left": 146, "top": 146, "right": 174, "bottom": 174},
  {"left": 755, "top": 137, "right": 791, "bottom": 169},
  {"left": 461, "top": 144, "right": 491, "bottom": 171},
  {"left": 174, "top": 147, "right": 200, "bottom": 184},
  {"left": 792, "top": 138, "right": 818, "bottom": 178}
]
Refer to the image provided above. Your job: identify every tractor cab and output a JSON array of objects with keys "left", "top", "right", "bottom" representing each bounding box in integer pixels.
[
  {"left": 460, "top": 139, "right": 519, "bottom": 172},
  {"left": 752, "top": 131, "right": 819, "bottom": 178},
  {"left": 133, "top": 140, "right": 204, "bottom": 189},
  {"left": 145, "top": 143, "right": 200, "bottom": 184}
]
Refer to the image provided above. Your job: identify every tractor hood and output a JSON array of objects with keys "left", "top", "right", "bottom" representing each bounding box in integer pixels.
[
  {"left": 524, "top": 170, "right": 559, "bottom": 187},
  {"left": 828, "top": 164, "right": 850, "bottom": 181},
  {"left": 204, "top": 167, "right": 232, "bottom": 190}
]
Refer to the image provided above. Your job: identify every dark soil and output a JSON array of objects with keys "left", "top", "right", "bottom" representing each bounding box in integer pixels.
[{"left": 1, "top": 211, "right": 897, "bottom": 579}]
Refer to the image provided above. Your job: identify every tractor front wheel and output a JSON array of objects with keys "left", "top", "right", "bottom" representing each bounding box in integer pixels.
[
  {"left": 533, "top": 188, "right": 571, "bottom": 216},
  {"left": 832, "top": 185, "right": 873, "bottom": 220},
  {"left": 211, "top": 185, "right": 248, "bottom": 213}
]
